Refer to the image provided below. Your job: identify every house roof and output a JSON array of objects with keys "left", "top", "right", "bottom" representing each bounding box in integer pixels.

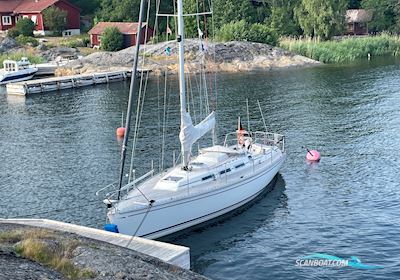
[
  {"left": 14, "top": 0, "right": 60, "bottom": 13},
  {"left": 88, "top": 22, "right": 148, "bottom": 35},
  {"left": 0, "top": 0, "right": 80, "bottom": 14},
  {"left": 0, "top": 0, "right": 22, "bottom": 13},
  {"left": 346, "top": 9, "right": 373, "bottom": 23}
]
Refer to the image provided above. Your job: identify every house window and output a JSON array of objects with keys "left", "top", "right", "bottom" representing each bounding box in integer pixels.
[
  {"left": 31, "top": 15, "right": 37, "bottom": 25},
  {"left": 2, "top": 16, "right": 12, "bottom": 25}
]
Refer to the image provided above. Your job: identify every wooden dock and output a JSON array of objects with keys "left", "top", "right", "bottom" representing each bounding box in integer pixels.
[
  {"left": 0, "top": 218, "right": 190, "bottom": 269},
  {"left": 6, "top": 70, "right": 136, "bottom": 96}
]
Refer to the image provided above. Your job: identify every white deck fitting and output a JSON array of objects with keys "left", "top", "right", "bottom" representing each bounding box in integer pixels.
[
  {"left": 0, "top": 218, "right": 190, "bottom": 269},
  {"left": 5, "top": 70, "right": 151, "bottom": 96}
]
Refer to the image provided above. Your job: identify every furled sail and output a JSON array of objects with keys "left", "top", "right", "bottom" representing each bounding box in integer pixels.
[{"left": 179, "top": 111, "right": 216, "bottom": 164}]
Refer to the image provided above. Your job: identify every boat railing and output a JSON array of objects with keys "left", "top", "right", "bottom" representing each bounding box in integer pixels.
[
  {"left": 96, "top": 169, "right": 155, "bottom": 200},
  {"left": 223, "top": 131, "right": 285, "bottom": 152}
]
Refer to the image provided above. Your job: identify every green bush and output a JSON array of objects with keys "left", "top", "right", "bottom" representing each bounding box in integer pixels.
[
  {"left": 216, "top": 20, "right": 248, "bottom": 42},
  {"left": 216, "top": 20, "right": 278, "bottom": 45},
  {"left": 101, "top": 27, "right": 124, "bottom": 51},
  {"left": 247, "top": 23, "right": 278, "bottom": 45},
  {"left": 7, "top": 28, "right": 20, "bottom": 38},
  {"left": 16, "top": 35, "right": 39, "bottom": 47},
  {"left": 15, "top": 18, "right": 35, "bottom": 37}
]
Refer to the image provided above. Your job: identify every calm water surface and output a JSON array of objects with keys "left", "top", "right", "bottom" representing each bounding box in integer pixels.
[{"left": 1, "top": 57, "right": 400, "bottom": 279}]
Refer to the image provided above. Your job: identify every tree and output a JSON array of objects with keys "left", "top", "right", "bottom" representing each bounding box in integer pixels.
[
  {"left": 69, "top": 0, "right": 100, "bottom": 15},
  {"left": 348, "top": 0, "right": 362, "bottom": 9},
  {"left": 294, "top": 0, "right": 347, "bottom": 39},
  {"left": 15, "top": 18, "right": 35, "bottom": 37},
  {"left": 212, "top": 0, "right": 265, "bottom": 29},
  {"left": 42, "top": 6, "right": 67, "bottom": 36},
  {"left": 101, "top": 26, "right": 124, "bottom": 51},
  {"left": 361, "top": 0, "right": 396, "bottom": 32},
  {"left": 266, "top": 0, "right": 301, "bottom": 36}
]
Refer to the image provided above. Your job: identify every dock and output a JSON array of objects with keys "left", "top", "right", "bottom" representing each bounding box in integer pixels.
[
  {"left": 6, "top": 70, "right": 136, "bottom": 96},
  {"left": 0, "top": 218, "right": 190, "bottom": 269}
]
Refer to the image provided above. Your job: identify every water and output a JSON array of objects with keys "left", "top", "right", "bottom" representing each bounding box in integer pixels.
[{"left": 1, "top": 57, "right": 400, "bottom": 279}]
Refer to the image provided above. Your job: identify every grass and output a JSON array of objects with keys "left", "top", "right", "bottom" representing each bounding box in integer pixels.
[
  {"left": 42, "top": 34, "right": 90, "bottom": 48},
  {"left": 0, "top": 229, "right": 96, "bottom": 280},
  {"left": 0, "top": 51, "right": 44, "bottom": 68},
  {"left": 279, "top": 33, "right": 400, "bottom": 63}
]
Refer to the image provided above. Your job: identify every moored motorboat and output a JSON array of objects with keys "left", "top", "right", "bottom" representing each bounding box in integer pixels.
[{"left": 0, "top": 57, "right": 38, "bottom": 85}]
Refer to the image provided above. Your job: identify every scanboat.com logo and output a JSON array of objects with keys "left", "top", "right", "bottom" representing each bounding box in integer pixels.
[{"left": 296, "top": 253, "right": 384, "bottom": 269}]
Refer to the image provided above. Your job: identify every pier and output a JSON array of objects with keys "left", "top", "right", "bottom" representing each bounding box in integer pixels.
[
  {"left": 0, "top": 218, "right": 190, "bottom": 269},
  {"left": 5, "top": 70, "right": 141, "bottom": 96}
]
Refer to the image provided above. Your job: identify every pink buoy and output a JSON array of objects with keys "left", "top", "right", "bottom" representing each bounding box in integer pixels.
[
  {"left": 306, "top": 149, "right": 321, "bottom": 162},
  {"left": 116, "top": 127, "right": 125, "bottom": 137}
]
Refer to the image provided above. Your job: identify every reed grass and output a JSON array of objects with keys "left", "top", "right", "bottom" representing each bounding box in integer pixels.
[
  {"left": 279, "top": 34, "right": 400, "bottom": 63},
  {"left": 0, "top": 51, "right": 44, "bottom": 68}
]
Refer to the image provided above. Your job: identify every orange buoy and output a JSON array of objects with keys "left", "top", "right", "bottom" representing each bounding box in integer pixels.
[{"left": 116, "top": 127, "right": 125, "bottom": 137}]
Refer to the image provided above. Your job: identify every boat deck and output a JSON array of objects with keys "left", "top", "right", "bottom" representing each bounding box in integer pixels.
[{"left": 115, "top": 144, "right": 282, "bottom": 211}]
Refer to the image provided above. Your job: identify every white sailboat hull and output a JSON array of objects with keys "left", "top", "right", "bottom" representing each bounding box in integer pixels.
[{"left": 108, "top": 152, "right": 285, "bottom": 239}]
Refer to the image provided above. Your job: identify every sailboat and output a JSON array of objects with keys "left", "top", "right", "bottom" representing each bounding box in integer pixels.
[{"left": 97, "top": 0, "right": 286, "bottom": 239}]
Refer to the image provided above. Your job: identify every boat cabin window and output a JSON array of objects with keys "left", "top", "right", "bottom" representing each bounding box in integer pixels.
[
  {"left": 202, "top": 174, "right": 215, "bottom": 181},
  {"left": 235, "top": 163, "right": 245, "bottom": 169},
  {"left": 219, "top": 168, "right": 231, "bottom": 175},
  {"left": 163, "top": 176, "right": 183, "bottom": 182},
  {"left": 5, "top": 63, "right": 16, "bottom": 72}
]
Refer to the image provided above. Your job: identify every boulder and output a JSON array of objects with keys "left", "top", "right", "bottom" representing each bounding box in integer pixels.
[{"left": 0, "top": 37, "right": 19, "bottom": 53}]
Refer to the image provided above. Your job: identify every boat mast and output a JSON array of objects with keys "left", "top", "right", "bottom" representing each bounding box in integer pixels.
[
  {"left": 116, "top": 0, "right": 146, "bottom": 200},
  {"left": 177, "top": 0, "right": 189, "bottom": 169}
]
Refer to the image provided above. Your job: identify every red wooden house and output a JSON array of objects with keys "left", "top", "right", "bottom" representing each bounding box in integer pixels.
[
  {"left": 88, "top": 22, "right": 153, "bottom": 49},
  {"left": 0, "top": 0, "right": 80, "bottom": 36}
]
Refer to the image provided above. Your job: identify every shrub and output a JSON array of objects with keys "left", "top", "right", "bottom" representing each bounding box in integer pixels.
[
  {"left": 216, "top": 20, "right": 278, "bottom": 45},
  {"left": 101, "top": 27, "right": 124, "bottom": 51},
  {"left": 16, "top": 35, "right": 39, "bottom": 47},
  {"left": 247, "top": 23, "right": 278, "bottom": 46},
  {"left": 7, "top": 28, "right": 20, "bottom": 38},
  {"left": 15, "top": 18, "right": 35, "bottom": 37},
  {"left": 216, "top": 20, "right": 248, "bottom": 42}
]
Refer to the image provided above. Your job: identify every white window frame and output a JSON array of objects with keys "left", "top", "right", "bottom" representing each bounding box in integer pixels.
[
  {"left": 2, "top": 16, "right": 12, "bottom": 26},
  {"left": 31, "top": 15, "right": 37, "bottom": 25}
]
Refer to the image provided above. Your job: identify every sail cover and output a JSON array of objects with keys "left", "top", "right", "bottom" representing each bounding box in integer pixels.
[{"left": 179, "top": 111, "right": 216, "bottom": 157}]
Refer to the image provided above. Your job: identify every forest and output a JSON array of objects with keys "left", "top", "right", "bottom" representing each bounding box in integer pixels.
[{"left": 71, "top": 0, "right": 400, "bottom": 43}]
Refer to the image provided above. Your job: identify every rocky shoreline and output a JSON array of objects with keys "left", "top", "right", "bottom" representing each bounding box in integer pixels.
[
  {"left": 0, "top": 223, "right": 206, "bottom": 280},
  {"left": 62, "top": 39, "right": 321, "bottom": 75}
]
